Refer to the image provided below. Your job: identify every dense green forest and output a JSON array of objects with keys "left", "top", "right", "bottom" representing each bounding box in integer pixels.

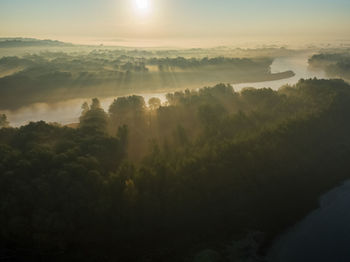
[
  {"left": 309, "top": 52, "right": 350, "bottom": 80},
  {"left": 1, "top": 78, "right": 350, "bottom": 261},
  {"left": 0, "top": 51, "right": 294, "bottom": 110}
]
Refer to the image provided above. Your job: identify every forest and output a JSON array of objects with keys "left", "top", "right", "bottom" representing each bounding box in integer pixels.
[
  {"left": 1, "top": 78, "right": 350, "bottom": 261},
  {"left": 0, "top": 49, "right": 295, "bottom": 110}
]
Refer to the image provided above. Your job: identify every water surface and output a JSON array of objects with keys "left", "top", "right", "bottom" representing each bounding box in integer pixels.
[
  {"left": 233, "top": 52, "right": 326, "bottom": 91},
  {"left": 268, "top": 180, "right": 350, "bottom": 262}
]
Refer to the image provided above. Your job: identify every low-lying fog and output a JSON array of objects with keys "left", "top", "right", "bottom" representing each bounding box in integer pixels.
[
  {"left": 5, "top": 52, "right": 326, "bottom": 127},
  {"left": 5, "top": 93, "right": 167, "bottom": 127}
]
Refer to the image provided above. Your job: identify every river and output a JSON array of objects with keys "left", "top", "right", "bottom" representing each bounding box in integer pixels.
[
  {"left": 267, "top": 180, "right": 350, "bottom": 262},
  {"left": 5, "top": 52, "right": 325, "bottom": 127},
  {"left": 233, "top": 52, "right": 326, "bottom": 91},
  {"left": 4, "top": 92, "right": 167, "bottom": 127}
]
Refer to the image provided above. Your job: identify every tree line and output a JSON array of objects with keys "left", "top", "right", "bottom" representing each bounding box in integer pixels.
[
  {"left": 309, "top": 52, "right": 350, "bottom": 80},
  {"left": 0, "top": 52, "right": 294, "bottom": 110}
]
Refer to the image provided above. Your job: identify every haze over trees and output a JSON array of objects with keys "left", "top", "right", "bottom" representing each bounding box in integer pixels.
[
  {"left": 0, "top": 38, "right": 73, "bottom": 48},
  {"left": 309, "top": 52, "right": 350, "bottom": 80},
  {"left": 1, "top": 78, "right": 350, "bottom": 261},
  {"left": 1, "top": 0, "right": 349, "bottom": 259},
  {"left": 0, "top": 49, "right": 295, "bottom": 110}
]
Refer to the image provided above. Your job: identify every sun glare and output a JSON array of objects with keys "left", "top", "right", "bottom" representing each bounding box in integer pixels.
[{"left": 135, "top": 0, "right": 150, "bottom": 12}]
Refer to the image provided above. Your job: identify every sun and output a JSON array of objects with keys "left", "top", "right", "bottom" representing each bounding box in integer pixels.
[{"left": 135, "top": 0, "right": 150, "bottom": 11}]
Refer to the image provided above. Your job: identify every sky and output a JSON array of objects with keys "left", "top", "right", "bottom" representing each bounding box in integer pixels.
[{"left": 1, "top": 0, "right": 350, "bottom": 47}]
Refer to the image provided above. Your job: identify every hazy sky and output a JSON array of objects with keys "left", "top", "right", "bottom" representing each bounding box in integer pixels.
[{"left": 1, "top": 0, "right": 350, "bottom": 46}]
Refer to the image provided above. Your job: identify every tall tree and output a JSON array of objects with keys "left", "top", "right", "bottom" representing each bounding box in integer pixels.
[
  {"left": 0, "top": 114, "right": 9, "bottom": 128},
  {"left": 79, "top": 98, "right": 108, "bottom": 133}
]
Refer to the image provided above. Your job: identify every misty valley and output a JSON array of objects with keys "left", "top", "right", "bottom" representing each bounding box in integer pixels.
[
  {"left": 0, "top": 43, "right": 332, "bottom": 127},
  {"left": 1, "top": 37, "right": 350, "bottom": 261},
  {"left": 0, "top": 47, "right": 296, "bottom": 111}
]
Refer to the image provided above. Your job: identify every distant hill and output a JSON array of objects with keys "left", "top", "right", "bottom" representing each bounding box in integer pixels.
[{"left": 0, "top": 38, "right": 74, "bottom": 48}]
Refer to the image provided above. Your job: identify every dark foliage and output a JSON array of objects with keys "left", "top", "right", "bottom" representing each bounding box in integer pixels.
[{"left": 1, "top": 79, "right": 350, "bottom": 261}]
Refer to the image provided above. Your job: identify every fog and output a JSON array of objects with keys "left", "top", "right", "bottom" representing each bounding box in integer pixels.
[
  {"left": 0, "top": 44, "right": 310, "bottom": 126},
  {"left": 3, "top": 51, "right": 326, "bottom": 127},
  {"left": 1, "top": 0, "right": 350, "bottom": 260},
  {"left": 5, "top": 92, "right": 166, "bottom": 127}
]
